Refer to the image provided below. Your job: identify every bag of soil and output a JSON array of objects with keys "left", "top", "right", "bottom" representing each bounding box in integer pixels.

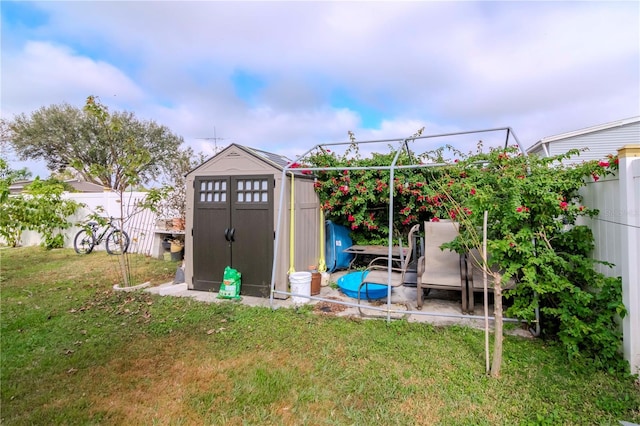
[{"left": 217, "top": 266, "right": 241, "bottom": 300}]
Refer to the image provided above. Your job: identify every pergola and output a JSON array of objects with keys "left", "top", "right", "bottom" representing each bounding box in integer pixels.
[{"left": 269, "top": 127, "right": 533, "bottom": 329}]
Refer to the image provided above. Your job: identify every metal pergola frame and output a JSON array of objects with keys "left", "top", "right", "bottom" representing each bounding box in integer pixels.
[{"left": 269, "top": 127, "right": 538, "bottom": 331}]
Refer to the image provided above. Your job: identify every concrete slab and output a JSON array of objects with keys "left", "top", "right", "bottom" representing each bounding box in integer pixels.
[
  {"left": 145, "top": 271, "right": 533, "bottom": 338},
  {"left": 156, "top": 282, "right": 188, "bottom": 296}
]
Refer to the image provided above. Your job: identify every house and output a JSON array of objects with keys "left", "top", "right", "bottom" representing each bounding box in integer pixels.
[
  {"left": 9, "top": 178, "right": 107, "bottom": 194},
  {"left": 526, "top": 116, "right": 640, "bottom": 164},
  {"left": 184, "top": 143, "right": 321, "bottom": 299}
]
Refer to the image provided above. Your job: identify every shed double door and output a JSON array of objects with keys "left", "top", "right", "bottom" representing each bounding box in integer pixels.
[{"left": 193, "top": 175, "right": 274, "bottom": 297}]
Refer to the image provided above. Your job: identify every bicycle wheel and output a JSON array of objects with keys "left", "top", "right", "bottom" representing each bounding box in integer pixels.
[
  {"left": 105, "top": 230, "right": 130, "bottom": 255},
  {"left": 74, "top": 229, "right": 95, "bottom": 254}
]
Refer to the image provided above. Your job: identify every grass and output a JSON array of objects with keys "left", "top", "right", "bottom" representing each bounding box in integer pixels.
[{"left": 1, "top": 247, "right": 639, "bottom": 425}]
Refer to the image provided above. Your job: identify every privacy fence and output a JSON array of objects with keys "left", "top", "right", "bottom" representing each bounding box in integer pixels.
[
  {"left": 17, "top": 191, "right": 159, "bottom": 257},
  {"left": 580, "top": 145, "right": 639, "bottom": 374}
]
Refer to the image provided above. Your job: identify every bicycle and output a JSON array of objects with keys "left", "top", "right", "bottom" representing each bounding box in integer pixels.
[{"left": 74, "top": 217, "right": 130, "bottom": 255}]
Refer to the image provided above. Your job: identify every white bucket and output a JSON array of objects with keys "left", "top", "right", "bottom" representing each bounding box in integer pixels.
[{"left": 289, "top": 271, "right": 312, "bottom": 305}]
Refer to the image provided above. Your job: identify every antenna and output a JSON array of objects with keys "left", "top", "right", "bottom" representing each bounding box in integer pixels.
[{"left": 196, "top": 126, "right": 226, "bottom": 154}]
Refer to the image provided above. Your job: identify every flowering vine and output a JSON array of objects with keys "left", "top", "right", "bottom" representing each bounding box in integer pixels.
[{"left": 306, "top": 144, "right": 625, "bottom": 370}]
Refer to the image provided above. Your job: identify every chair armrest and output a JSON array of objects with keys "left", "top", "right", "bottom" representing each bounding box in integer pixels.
[
  {"left": 367, "top": 256, "right": 394, "bottom": 267},
  {"left": 417, "top": 256, "right": 425, "bottom": 276},
  {"left": 365, "top": 264, "right": 403, "bottom": 273}
]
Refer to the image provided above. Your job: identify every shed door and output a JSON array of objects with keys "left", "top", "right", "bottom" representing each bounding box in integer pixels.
[{"left": 193, "top": 175, "right": 274, "bottom": 297}]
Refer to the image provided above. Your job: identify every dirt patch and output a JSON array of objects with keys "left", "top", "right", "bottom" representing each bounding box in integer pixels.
[{"left": 313, "top": 297, "right": 349, "bottom": 315}]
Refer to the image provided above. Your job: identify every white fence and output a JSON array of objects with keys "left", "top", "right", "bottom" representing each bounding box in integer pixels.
[
  {"left": 579, "top": 145, "right": 640, "bottom": 375},
  {"left": 17, "top": 191, "right": 160, "bottom": 256}
]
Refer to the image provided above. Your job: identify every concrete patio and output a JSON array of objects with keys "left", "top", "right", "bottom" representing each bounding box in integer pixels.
[{"left": 146, "top": 269, "right": 533, "bottom": 338}]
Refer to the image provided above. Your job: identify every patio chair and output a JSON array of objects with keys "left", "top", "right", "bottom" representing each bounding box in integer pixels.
[
  {"left": 465, "top": 248, "right": 517, "bottom": 314},
  {"left": 416, "top": 221, "right": 469, "bottom": 312},
  {"left": 357, "top": 224, "right": 420, "bottom": 316}
]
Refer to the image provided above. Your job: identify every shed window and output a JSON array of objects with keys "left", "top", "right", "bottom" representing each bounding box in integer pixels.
[
  {"left": 199, "top": 179, "right": 227, "bottom": 203},
  {"left": 236, "top": 178, "right": 269, "bottom": 204}
]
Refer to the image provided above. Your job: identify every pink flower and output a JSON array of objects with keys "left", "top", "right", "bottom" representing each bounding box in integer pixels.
[
  {"left": 431, "top": 217, "right": 440, "bottom": 222},
  {"left": 592, "top": 173, "right": 600, "bottom": 182},
  {"left": 598, "top": 161, "right": 609, "bottom": 167},
  {"left": 559, "top": 201, "right": 568, "bottom": 210},
  {"left": 470, "top": 188, "right": 476, "bottom": 195},
  {"left": 347, "top": 214, "right": 355, "bottom": 222}
]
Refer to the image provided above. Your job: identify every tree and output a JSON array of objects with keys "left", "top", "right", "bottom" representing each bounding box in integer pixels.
[
  {"left": 7, "top": 99, "right": 184, "bottom": 192},
  {"left": 0, "top": 159, "right": 81, "bottom": 248},
  {"left": 146, "top": 146, "right": 206, "bottom": 222},
  {"left": 21, "top": 178, "right": 83, "bottom": 249}
]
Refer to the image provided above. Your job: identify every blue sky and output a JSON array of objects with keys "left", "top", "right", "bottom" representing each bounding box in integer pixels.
[{"left": 2, "top": 1, "right": 639, "bottom": 179}]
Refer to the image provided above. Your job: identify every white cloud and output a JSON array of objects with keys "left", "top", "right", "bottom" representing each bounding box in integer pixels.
[
  {"left": 2, "top": 41, "right": 145, "bottom": 118},
  {"left": 1, "top": 1, "right": 638, "bottom": 178}
]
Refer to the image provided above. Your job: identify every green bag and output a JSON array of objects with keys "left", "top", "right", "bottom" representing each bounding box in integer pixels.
[{"left": 217, "top": 266, "right": 241, "bottom": 300}]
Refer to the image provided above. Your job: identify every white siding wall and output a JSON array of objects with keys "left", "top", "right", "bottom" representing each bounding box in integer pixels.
[{"left": 533, "top": 121, "right": 640, "bottom": 165}]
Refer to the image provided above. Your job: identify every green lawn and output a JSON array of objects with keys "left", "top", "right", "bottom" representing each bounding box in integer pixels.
[{"left": 1, "top": 247, "right": 639, "bottom": 425}]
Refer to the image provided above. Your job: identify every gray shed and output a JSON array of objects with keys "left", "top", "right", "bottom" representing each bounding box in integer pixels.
[
  {"left": 527, "top": 116, "right": 640, "bottom": 163},
  {"left": 185, "top": 143, "right": 320, "bottom": 298}
]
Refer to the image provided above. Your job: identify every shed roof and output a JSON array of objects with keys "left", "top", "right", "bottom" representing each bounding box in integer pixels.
[
  {"left": 238, "top": 144, "right": 292, "bottom": 169},
  {"left": 187, "top": 143, "right": 297, "bottom": 176}
]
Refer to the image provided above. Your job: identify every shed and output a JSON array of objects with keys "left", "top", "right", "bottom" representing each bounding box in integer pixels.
[
  {"left": 526, "top": 116, "right": 640, "bottom": 164},
  {"left": 184, "top": 143, "right": 320, "bottom": 298}
]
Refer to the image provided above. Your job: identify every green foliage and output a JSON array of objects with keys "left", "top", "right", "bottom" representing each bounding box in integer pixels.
[
  {"left": 143, "top": 147, "right": 205, "bottom": 220},
  {"left": 307, "top": 143, "right": 626, "bottom": 370},
  {"left": 0, "top": 160, "right": 81, "bottom": 248},
  {"left": 7, "top": 96, "right": 184, "bottom": 192},
  {"left": 23, "top": 178, "right": 83, "bottom": 249},
  {"left": 0, "top": 157, "right": 31, "bottom": 203}
]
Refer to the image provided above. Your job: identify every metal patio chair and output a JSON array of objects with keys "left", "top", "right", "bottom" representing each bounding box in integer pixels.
[
  {"left": 357, "top": 224, "right": 421, "bottom": 316},
  {"left": 416, "top": 221, "right": 469, "bottom": 313}
]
